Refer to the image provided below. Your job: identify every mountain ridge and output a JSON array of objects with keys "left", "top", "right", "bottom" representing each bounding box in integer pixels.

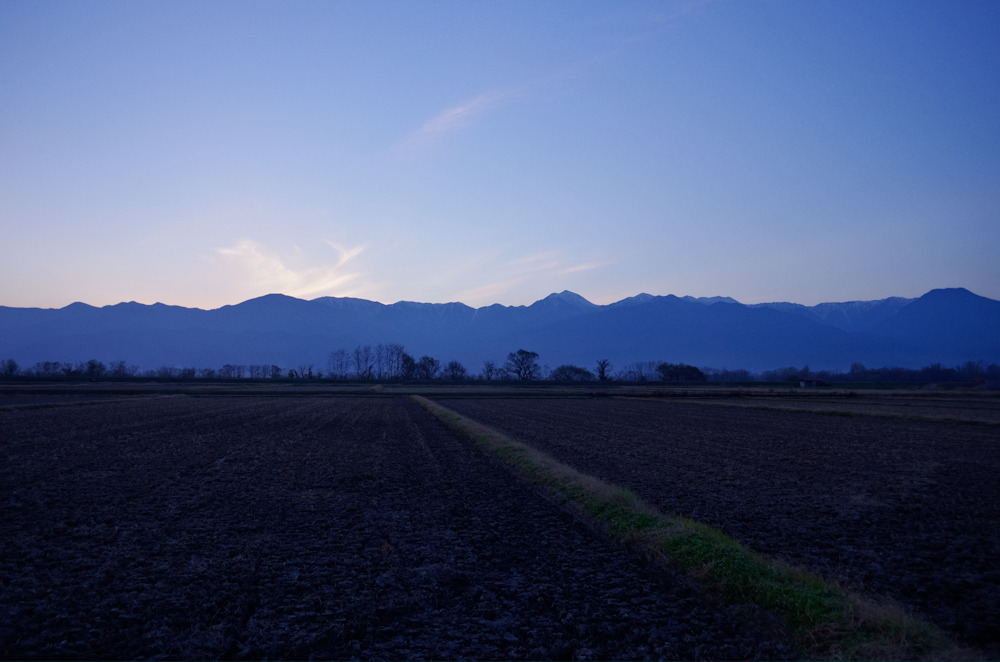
[{"left": 1, "top": 288, "right": 998, "bottom": 372}]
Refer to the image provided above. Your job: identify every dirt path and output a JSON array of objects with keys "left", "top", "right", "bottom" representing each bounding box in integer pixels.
[
  {"left": 1, "top": 396, "right": 793, "bottom": 660},
  {"left": 438, "top": 396, "right": 1000, "bottom": 656}
]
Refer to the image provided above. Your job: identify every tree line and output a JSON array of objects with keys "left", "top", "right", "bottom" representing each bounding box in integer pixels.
[
  {"left": 1, "top": 353, "right": 997, "bottom": 385},
  {"left": 0, "top": 349, "right": 623, "bottom": 383},
  {"left": 756, "top": 361, "right": 1000, "bottom": 385}
]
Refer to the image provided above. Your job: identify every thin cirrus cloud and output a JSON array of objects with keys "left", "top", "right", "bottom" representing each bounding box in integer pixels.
[
  {"left": 394, "top": 87, "right": 522, "bottom": 154},
  {"left": 453, "top": 251, "right": 608, "bottom": 305},
  {"left": 391, "top": 56, "right": 611, "bottom": 157},
  {"left": 214, "top": 238, "right": 366, "bottom": 300}
]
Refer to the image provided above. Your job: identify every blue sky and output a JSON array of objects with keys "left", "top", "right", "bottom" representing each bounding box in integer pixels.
[{"left": 2, "top": 0, "right": 998, "bottom": 309}]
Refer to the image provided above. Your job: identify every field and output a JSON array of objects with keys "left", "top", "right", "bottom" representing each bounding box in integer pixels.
[
  {"left": 1, "top": 385, "right": 997, "bottom": 659},
  {"left": 438, "top": 393, "right": 1000, "bottom": 657},
  {"left": 1, "top": 393, "right": 792, "bottom": 661}
]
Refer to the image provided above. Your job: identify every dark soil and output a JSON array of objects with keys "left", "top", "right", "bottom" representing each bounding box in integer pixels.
[
  {"left": 691, "top": 393, "right": 1000, "bottom": 423},
  {"left": 0, "top": 396, "right": 794, "bottom": 660},
  {"left": 439, "top": 396, "right": 1000, "bottom": 656}
]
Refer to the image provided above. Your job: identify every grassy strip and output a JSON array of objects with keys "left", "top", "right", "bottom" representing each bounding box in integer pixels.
[{"left": 412, "top": 395, "right": 965, "bottom": 661}]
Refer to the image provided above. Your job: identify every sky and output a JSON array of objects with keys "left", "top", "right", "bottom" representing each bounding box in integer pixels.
[{"left": 2, "top": 0, "right": 999, "bottom": 310}]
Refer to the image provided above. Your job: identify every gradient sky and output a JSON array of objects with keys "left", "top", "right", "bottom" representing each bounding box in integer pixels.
[{"left": 2, "top": 0, "right": 998, "bottom": 310}]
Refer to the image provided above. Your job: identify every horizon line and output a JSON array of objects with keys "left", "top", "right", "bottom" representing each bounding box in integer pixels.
[{"left": 1, "top": 287, "right": 983, "bottom": 312}]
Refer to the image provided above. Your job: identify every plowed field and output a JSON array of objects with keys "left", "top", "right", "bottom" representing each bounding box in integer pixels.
[
  {"left": 0, "top": 396, "right": 793, "bottom": 660},
  {"left": 438, "top": 396, "right": 1000, "bottom": 656}
]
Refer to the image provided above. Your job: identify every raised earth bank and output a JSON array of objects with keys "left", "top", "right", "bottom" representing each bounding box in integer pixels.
[
  {"left": 1, "top": 396, "right": 795, "bottom": 660},
  {"left": 437, "top": 395, "right": 1000, "bottom": 657}
]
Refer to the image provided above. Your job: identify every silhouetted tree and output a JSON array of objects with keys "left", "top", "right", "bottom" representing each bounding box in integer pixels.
[
  {"left": 108, "top": 360, "right": 138, "bottom": 378},
  {"left": 374, "top": 344, "right": 388, "bottom": 379},
  {"left": 217, "top": 364, "right": 247, "bottom": 379},
  {"left": 415, "top": 355, "right": 440, "bottom": 380},
  {"left": 400, "top": 353, "right": 417, "bottom": 380},
  {"left": 961, "top": 360, "right": 985, "bottom": 376},
  {"left": 505, "top": 349, "right": 540, "bottom": 381},
  {"left": 84, "top": 359, "right": 106, "bottom": 379},
  {"left": 618, "top": 361, "right": 657, "bottom": 382},
  {"left": 30, "top": 361, "right": 63, "bottom": 377},
  {"left": 481, "top": 360, "right": 497, "bottom": 381},
  {"left": 705, "top": 367, "right": 754, "bottom": 382},
  {"left": 443, "top": 360, "right": 467, "bottom": 380},
  {"left": 386, "top": 343, "right": 406, "bottom": 378},
  {"left": 761, "top": 366, "right": 800, "bottom": 383},
  {"left": 655, "top": 362, "right": 706, "bottom": 382},
  {"left": 1, "top": 359, "right": 18, "bottom": 378},
  {"left": 327, "top": 349, "right": 349, "bottom": 379},
  {"left": 595, "top": 359, "right": 612, "bottom": 382},
  {"left": 353, "top": 345, "right": 373, "bottom": 379},
  {"left": 550, "top": 364, "right": 594, "bottom": 382}
]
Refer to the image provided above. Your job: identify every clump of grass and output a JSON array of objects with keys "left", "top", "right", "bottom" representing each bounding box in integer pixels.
[{"left": 413, "top": 395, "right": 967, "bottom": 660}]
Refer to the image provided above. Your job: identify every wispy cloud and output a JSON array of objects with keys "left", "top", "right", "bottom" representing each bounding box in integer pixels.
[
  {"left": 452, "top": 250, "right": 608, "bottom": 305},
  {"left": 395, "top": 88, "right": 521, "bottom": 154},
  {"left": 214, "top": 238, "right": 366, "bottom": 299},
  {"left": 393, "top": 3, "right": 714, "bottom": 156},
  {"left": 322, "top": 239, "right": 365, "bottom": 268}
]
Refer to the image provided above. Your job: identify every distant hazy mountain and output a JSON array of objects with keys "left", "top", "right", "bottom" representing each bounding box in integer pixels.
[
  {"left": 752, "top": 296, "right": 915, "bottom": 333},
  {"left": 1, "top": 288, "right": 998, "bottom": 373}
]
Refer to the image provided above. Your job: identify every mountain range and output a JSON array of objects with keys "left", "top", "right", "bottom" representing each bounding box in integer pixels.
[{"left": 1, "top": 288, "right": 998, "bottom": 373}]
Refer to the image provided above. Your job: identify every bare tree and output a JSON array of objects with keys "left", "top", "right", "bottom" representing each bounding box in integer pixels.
[
  {"left": 505, "top": 349, "right": 540, "bottom": 381},
  {"left": 400, "top": 353, "right": 416, "bottom": 379},
  {"left": 84, "top": 359, "right": 106, "bottom": 379},
  {"left": 481, "top": 360, "right": 496, "bottom": 381},
  {"left": 415, "top": 355, "right": 440, "bottom": 380},
  {"left": 617, "top": 361, "right": 657, "bottom": 382},
  {"left": 387, "top": 343, "right": 406, "bottom": 379},
  {"left": 327, "top": 349, "right": 348, "bottom": 379},
  {"left": 108, "top": 360, "right": 138, "bottom": 378},
  {"left": 551, "top": 364, "right": 594, "bottom": 381},
  {"left": 596, "top": 359, "right": 612, "bottom": 382},
  {"left": 443, "top": 360, "right": 467, "bottom": 380},
  {"left": 31, "top": 361, "right": 63, "bottom": 377},
  {"left": 353, "top": 345, "right": 373, "bottom": 379},
  {"left": 656, "top": 362, "right": 706, "bottom": 382},
  {"left": 1, "top": 359, "right": 19, "bottom": 378}
]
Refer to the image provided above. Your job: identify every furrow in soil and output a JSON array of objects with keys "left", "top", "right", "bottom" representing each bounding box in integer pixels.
[
  {"left": 1, "top": 396, "right": 794, "bottom": 660},
  {"left": 437, "top": 396, "right": 1000, "bottom": 657}
]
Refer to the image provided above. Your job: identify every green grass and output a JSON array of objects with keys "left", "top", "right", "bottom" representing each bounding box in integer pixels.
[{"left": 413, "top": 395, "right": 966, "bottom": 660}]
